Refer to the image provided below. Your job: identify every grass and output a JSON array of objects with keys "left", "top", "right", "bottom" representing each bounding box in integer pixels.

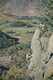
[
  {"left": 0, "top": 19, "right": 40, "bottom": 43},
  {"left": 0, "top": 26, "right": 36, "bottom": 43},
  {"left": 0, "top": 27, "right": 35, "bottom": 43}
]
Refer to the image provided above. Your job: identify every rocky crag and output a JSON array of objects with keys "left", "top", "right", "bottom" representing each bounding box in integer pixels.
[{"left": 26, "top": 26, "right": 53, "bottom": 80}]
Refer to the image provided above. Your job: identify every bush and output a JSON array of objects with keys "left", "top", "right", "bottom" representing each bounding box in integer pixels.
[
  {"left": 10, "top": 21, "right": 26, "bottom": 27},
  {"left": 0, "top": 31, "right": 19, "bottom": 48}
]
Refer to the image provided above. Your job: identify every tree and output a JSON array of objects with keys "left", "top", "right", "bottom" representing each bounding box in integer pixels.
[{"left": 42, "top": 0, "right": 53, "bottom": 27}]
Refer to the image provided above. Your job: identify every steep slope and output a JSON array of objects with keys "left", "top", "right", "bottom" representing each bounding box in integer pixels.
[{"left": 26, "top": 26, "right": 53, "bottom": 80}]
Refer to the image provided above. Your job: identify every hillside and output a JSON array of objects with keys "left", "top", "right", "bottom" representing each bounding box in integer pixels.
[
  {"left": 0, "top": 0, "right": 45, "bottom": 16},
  {"left": 0, "top": 0, "right": 45, "bottom": 23},
  {"left": 0, "top": 30, "right": 19, "bottom": 48},
  {"left": 0, "top": 0, "right": 53, "bottom": 80}
]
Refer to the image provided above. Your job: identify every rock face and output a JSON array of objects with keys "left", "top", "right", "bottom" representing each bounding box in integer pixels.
[{"left": 27, "top": 27, "right": 53, "bottom": 80}]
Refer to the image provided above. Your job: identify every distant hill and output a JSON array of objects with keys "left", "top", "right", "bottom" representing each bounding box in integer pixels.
[
  {"left": 0, "top": 0, "right": 45, "bottom": 16},
  {"left": 0, "top": 0, "right": 46, "bottom": 23},
  {"left": 0, "top": 31, "right": 19, "bottom": 48}
]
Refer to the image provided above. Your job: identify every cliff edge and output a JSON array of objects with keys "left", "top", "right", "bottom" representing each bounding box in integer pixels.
[{"left": 26, "top": 26, "right": 53, "bottom": 80}]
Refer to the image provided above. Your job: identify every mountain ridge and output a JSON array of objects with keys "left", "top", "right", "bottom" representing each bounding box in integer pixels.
[{"left": 0, "top": 0, "right": 45, "bottom": 23}]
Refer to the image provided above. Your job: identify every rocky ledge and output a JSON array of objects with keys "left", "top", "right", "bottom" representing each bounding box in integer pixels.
[{"left": 26, "top": 26, "right": 53, "bottom": 80}]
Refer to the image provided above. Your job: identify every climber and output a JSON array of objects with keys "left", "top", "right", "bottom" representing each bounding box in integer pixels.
[{"left": 40, "top": 22, "right": 45, "bottom": 27}]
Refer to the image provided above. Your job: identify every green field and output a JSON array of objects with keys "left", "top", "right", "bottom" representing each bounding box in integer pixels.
[{"left": 0, "top": 20, "right": 40, "bottom": 43}]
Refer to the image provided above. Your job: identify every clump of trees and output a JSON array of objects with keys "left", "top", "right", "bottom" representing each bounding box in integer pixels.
[
  {"left": 42, "top": 0, "right": 53, "bottom": 27},
  {"left": 0, "top": 31, "right": 19, "bottom": 48},
  {"left": 0, "top": 42, "right": 32, "bottom": 80},
  {"left": 10, "top": 21, "right": 34, "bottom": 28},
  {"left": 10, "top": 21, "right": 26, "bottom": 27},
  {"left": 40, "top": 0, "right": 53, "bottom": 38}
]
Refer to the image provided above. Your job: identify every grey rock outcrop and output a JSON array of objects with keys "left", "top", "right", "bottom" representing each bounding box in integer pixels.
[{"left": 27, "top": 27, "right": 53, "bottom": 80}]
